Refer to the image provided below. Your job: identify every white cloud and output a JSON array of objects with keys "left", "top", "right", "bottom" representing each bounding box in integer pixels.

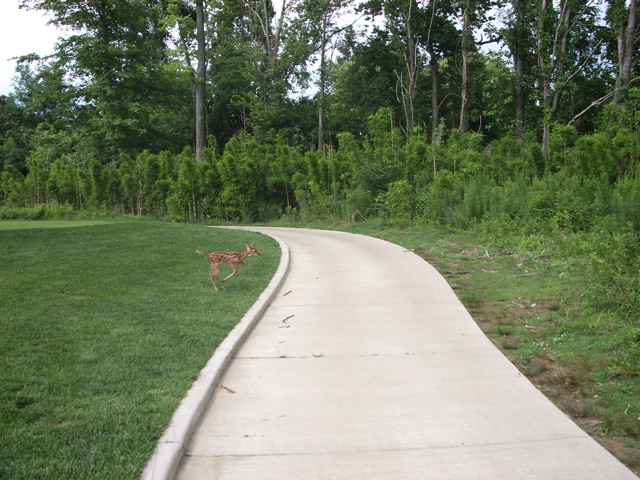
[{"left": 0, "top": 2, "right": 63, "bottom": 96}]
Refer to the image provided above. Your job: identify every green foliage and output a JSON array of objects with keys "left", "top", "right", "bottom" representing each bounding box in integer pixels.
[
  {"left": 415, "top": 170, "right": 465, "bottom": 226},
  {"left": 587, "top": 226, "right": 640, "bottom": 317},
  {"left": 383, "top": 179, "right": 413, "bottom": 226}
]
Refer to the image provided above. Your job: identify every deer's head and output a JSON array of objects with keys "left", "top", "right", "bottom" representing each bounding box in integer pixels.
[{"left": 245, "top": 243, "right": 260, "bottom": 257}]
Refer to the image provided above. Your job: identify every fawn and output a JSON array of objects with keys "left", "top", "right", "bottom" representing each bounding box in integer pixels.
[{"left": 196, "top": 243, "right": 260, "bottom": 291}]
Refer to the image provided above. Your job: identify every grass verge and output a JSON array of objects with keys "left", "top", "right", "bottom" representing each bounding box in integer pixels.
[
  {"left": 341, "top": 220, "right": 640, "bottom": 476},
  {"left": 0, "top": 220, "right": 280, "bottom": 479}
]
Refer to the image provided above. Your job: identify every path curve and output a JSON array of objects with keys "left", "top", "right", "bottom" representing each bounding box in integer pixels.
[{"left": 156, "top": 227, "right": 638, "bottom": 479}]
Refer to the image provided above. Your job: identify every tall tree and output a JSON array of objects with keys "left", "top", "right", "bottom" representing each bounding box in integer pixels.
[
  {"left": 228, "top": 0, "right": 322, "bottom": 137},
  {"left": 609, "top": 0, "right": 638, "bottom": 105},
  {"left": 311, "top": 0, "right": 353, "bottom": 150},
  {"left": 327, "top": 29, "right": 401, "bottom": 138},
  {"left": 504, "top": 0, "right": 531, "bottom": 145},
  {"left": 454, "top": 0, "right": 498, "bottom": 133},
  {"left": 458, "top": 0, "right": 472, "bottom": 133},
  {"left": 195, "top": 0, "right": 207, "bottom": 162},
  {"left": 533, "top": 0, "right": 605, "bottom": 152},
  {"left": 359, "top": 0, "right": 458, "bottom": 137},
  {"left": 21, "top": 0, "right": 190, "bottom": 159},
  {"left": 360, "top": 0, "right": 423, "bottom": 134}
]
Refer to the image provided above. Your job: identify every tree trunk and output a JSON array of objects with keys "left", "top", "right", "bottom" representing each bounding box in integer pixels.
[
  {"left": 459, "top": 0, "right": 470, "bottom": 133},
  {"left": 513, "top": 0, "right": 526, "bottom": 145},
  {"left": 390, "top": 0, "right": 418, "bottom": 134},
  {"left": 195, "top": 0, "right": 207, "bottom": 163},
  {"left": 404, "top": 1, "right": 417, "bottom": 133},
  {"left": 318, "top": 13, "right": 327, "bottom": 151},
  {"left": 551, "top": 2, "right": 571, "bottom": 114},
  {"left": 537, "top": 0, "right": 552, "bottom": 154},
  {"left": 615, "top": 0, "right": 637, "bottom": 105},
  {"left": 428, "top": 44, "right": 440, "bottom": 141}
]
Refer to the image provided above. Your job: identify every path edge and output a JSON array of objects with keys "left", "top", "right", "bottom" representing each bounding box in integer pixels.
[{"left": 140, "top": 229, "right": 291, "bottom": 480}]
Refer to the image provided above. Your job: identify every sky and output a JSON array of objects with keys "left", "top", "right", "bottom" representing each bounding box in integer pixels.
[{"left": 0, "top": 2, "right": 62, "bottom": 96}]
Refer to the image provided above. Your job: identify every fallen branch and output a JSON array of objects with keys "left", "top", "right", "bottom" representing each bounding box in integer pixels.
[
  {"left": 478, "top": 237, "right": 496, "bottom": 259},
  {"left": 568, "top": 77, "right": 640, "bottom": 125},
  {"left": 220, "top": 385, "right": 236, "bottom": 394}
]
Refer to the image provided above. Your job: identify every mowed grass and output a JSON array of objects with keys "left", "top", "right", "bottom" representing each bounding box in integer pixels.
[
  {"left": 0, "top": 221, "right": 280, "bottom": 479},
  {"left": 0, "top": 220, "right": 115, "bottom": 230}
]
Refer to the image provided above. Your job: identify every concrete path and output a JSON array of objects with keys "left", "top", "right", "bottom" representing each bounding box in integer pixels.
[{"left": 154, "top": 227, "right": 637, "bottom": 479}]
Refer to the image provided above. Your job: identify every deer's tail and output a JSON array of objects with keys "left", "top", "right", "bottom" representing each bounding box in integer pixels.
[{"left": 196, "top": 250, "right": 206, "bottom": 256}]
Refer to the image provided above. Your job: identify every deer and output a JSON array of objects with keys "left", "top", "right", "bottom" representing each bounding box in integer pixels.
[{"left": 196, "top": 243, "right": 260, "bottom": 291}]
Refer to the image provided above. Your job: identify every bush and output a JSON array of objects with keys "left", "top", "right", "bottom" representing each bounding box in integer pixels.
[
  {"left": 586, "top": 227, "right": 640, "bottom": 317},
  {"left": 383, "top": 180, "right": 413, "bottom": 227}
]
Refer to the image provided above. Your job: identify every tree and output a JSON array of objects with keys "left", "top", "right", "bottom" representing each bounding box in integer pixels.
[
  {"left": 243, "top": 0, "right": 310, "bottom": 110},
  {"left": 310, "top": 0, "right": 354, "bottom": 150},
  {"left": 454, "top": 0, "right": 498, "bottom": 133},
  {"left": 504, "top": 0, "right": 532, "bottom": 144},
  {"left": 533, "top": 0, "right": 606, "bottom": 152},
  {"left": 419, "top": 1, "right": 458, "bottom": 138},
  {"left": 327, "top": 29, "right": 401, "bottom": 138},
  {"left": 195, "top": 0, "right": 207, "bottom": 162},
  {"left": 359, "top": 0, "right": 424, "bottom": 134},
  {"left": 0, "top": 95, "right": 37, "bottom": 172},
  {"left": 21, "top": 0, "right": 191, "bottom": 160},
  {"left": 359, "top": 0, "right": 459, "bottom": 137},
  {"left": 608, "top": 0, "right": 639, "bottom": 105}
]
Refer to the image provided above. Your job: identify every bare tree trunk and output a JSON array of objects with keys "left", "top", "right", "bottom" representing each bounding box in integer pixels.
[
  {"left": 318, "top": 13, "right": 327, "bottom": 151},
  {"left": 430, "top": 53, "right": 440, "bottom": 141},
  {"left": 615, "top": 0, "right": 637, "bottom": 105},
  {"left": 390, "top": 0, "right": 419, "bottom": 134},
  {"left": 195, "top": 0, "right": 207, "bottom": 163},
  {"left": 404, "top": 0, "right": 417, "bottom": 132},
  {"left": 622, "top": 0, "right": 635, "bottom": 90},
  {"left": 537, "top": 0, "right": 552, "bottom": 154},
  {"left": 318, "top": 80, "right": 325, "bottom": 150},
  {"left": 513, "top": 0, "right": 526, "bottom": 145},
  {"left": 551, "top": 2, "right": 571, "bottom": 114},
  {"left": 459, "top": 0, "right": 470, "bottom": 133}
]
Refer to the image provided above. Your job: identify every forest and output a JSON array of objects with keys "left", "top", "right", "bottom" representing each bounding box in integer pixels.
[{"left": 0, "top": 0, "right": 639, "bottom": 312}]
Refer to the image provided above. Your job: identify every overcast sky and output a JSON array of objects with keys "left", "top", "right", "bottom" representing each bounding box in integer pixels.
[{"left": 0, "top": 2, "right": 62, "bottom": 96}]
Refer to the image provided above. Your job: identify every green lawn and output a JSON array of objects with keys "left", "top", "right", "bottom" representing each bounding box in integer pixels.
[
  {"left": 0, "top": 221, "right": 280, "bottom": 479},
  {"left": 0, "top": 219, "right": 115, "bottom": 230}
]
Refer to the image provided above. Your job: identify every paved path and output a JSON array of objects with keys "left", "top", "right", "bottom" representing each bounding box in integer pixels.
[{"left": 147, "top": 227, "right": 637, "bottom": 480}]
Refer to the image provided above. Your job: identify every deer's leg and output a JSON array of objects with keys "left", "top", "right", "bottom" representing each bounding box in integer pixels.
[
  {"left": 221, "top": 263, "right": 238, "bottom": 282},
  {"left": 208, "top": 266, "right": 218, "bottom": 291},
  {"left": 215, "top": 267, "right": 226, "bottom": 290},
  {"left": 209, "top": 264, "right": 224, "bottom": 291},
  {"left": 235, "top": 261, "right": 245, "bottom": 275}
]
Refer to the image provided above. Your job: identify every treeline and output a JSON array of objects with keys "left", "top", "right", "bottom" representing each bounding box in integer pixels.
[
  {"left": 2, "top": 102, "right": 638, "bottom": 228},
  {"left": 1, "top": 0, "right": 638, "bottom": 171}
]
